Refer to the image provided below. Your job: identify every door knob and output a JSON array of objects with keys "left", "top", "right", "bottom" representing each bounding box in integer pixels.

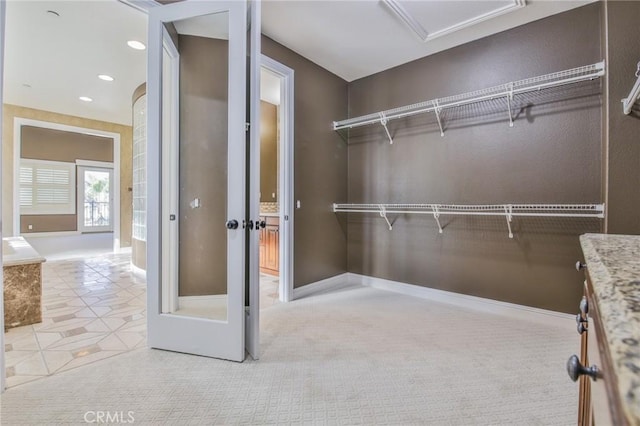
[
  {"left": 575, "top": 261, "right": 587, "bottom": 271},
  {"left": 566, "top": 355, "right": 599, "bottom": 382},
  {"left": 256, "top": 220, "right": 266, "bottom": 229},
  {"left": 226, "top": 219, "right": 239, "bottom": 230}
]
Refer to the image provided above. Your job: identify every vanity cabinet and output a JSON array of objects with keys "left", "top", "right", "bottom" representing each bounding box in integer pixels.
[
  {"left": 259, "top": 216, "right": 279, "bottom": 275},
  {"left": 570, "top": 233, "right": 640, "bottom": 426}
]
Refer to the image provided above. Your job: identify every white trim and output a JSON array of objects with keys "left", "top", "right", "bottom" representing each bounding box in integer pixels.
[
  {"left": 261, "top": 54, "right": 294, "bottom": 304},
  {"left": 425, "top": 0, "right": 525, "bottom": 42},
  {"left": 131, "top": 262, "right": 147, "bottom": 279},
  {"left": 117, "top": 0, "right": 161, "bottom": 14},
  {"left": 292, "top": 273, "right": 352, "bottom": 300},
  {"left": 1, "top": 0, "right": 6, "bottom": 393},
  {"left": 350, "top": 273, "right": 574, "bottom": 328},
  {"left": 294, "top": 273, "right": 573, "bottom": 327},
  {"left": 161, "top": 26, "right": 180, "bottom": 315},
  {"left": 20, "top": 231, "right": 81, "bottom": 238},
  {"left": 12, "top": 118, "right": 121, "bottom": 252},
  {"left": 75, "top": 159, "right": 114, "bottom": 169},
  {"left": 179, "top": 295, "right": 228, "bottom": 302},
  {"left": 246, "top": 0, "right": 262, "bottom": 361}
]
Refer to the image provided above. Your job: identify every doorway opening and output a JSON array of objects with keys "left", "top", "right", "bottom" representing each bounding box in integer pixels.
[
  {"left": 12, "top": 119, "right": 121, "bottom": 258},
  {"left": 259, "top": 55, "right": 294, "bottom": 308}
]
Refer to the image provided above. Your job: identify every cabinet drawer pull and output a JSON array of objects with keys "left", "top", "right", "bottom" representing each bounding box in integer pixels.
[
  {"left": 576, "top": 313, "right": 588, "bottom": 334},
  {"left": 566, "top": 354, "right": 599, "bottom": 382},
  {"left": 575, "top": 260, "right": 587, "bottom": 271}
]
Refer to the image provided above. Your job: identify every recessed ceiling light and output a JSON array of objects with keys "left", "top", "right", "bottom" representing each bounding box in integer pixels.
[
  {"left": 79, "top": 96, "right": 93, "bottom": 102},
  {"left": 127, "top": 40, "right": 146, "bottom": 50},
  {"left": 98, "top": 74, "right": 114, "bottom": 82}
]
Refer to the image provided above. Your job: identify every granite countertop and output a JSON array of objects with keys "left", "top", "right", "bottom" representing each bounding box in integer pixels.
[
  {"left": 3, "top": 237, "right": 46, "bottom": 267},
  {"left": 579, "top": 233, "right": 640, "bottom": 425}
]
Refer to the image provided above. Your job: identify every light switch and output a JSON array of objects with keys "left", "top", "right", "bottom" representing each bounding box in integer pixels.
[
  {"left": 28, "top": 224, "right": 33, "bottom": 230},
  {"left": 190, "top": 198, "right": 200, "bottom": 209},
  {"left": 296, "top": 200, "right": 301, "bottom": 209}
]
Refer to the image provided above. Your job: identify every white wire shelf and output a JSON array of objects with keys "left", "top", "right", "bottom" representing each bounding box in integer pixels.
[
  {"left": 333, "top": 61, "right": 606, "bottom": 141},
  {"left": 333, "top": 203, "right": 605, "bottom": 238}
]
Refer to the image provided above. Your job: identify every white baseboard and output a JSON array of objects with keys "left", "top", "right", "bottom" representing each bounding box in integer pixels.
[
  {"left": 292, "top": 273, "right": 352, "bottom": 300},
  {"left": 348, "top": 273, "right": 574, "bottom": 328},
  {"left": 179, "top": 295, "right": 227, "bottom": 302},
  {"left": 130, "top": 262, "right": 146, "bottom": 278}
]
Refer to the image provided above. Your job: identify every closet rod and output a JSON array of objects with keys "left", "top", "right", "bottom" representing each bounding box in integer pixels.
[{"left": 333, "top": 61, "right": 605, "bottom": 131}]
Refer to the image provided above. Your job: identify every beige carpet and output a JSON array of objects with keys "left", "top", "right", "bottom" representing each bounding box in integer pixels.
[{"left": 0, "top": 283, "right": 577, "bottom": 425}]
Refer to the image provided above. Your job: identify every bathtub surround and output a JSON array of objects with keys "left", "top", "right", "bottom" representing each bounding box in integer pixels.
[{"left": 3, "top": 237, "right": 46, "bottom": 330}]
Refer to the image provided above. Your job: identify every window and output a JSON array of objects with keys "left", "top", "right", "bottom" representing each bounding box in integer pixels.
[
  {"left": 20, "top": 159, "right": 76, "bottom": 215},
  {"left": 132, "top": 94, "right": 147, "bottom": 241}
]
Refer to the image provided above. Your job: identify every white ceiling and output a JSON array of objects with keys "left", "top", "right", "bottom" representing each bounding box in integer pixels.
[
  {"left": 4, "top": 0, "right": 148, "bottom": 126},
  {"left": 3, "top": 0, "right": 595, "bottom": 127},
  {"left": 262, "top": 0, "right": 595, "bottom": 82}
]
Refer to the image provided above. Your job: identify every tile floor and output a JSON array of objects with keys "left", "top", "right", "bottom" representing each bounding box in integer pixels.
[
  {"left": 5, "top": 254, "right": 280, "bottom": 388},
  {"left": 4, "top": 252, "right": 146, "bottom": 388}
]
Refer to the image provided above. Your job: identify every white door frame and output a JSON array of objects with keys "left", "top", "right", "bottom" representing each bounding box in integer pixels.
[
  {"left": 261, "top": 54, "right": 294, "bottom": 303},
  {"left": 76, "top": 164, "right": 115, "bottom": 233},
  {"left": 12, "top": 118, "right": 121, "bottom": 251},
  {"left": 160, "top": 26, "right": 180, "bottom": 315},
  {"left": 0, "top": 0, "right": 6, "bottom": 394},
  {"left": 245, "top": 0, "right": 261, "bottom": 360}
]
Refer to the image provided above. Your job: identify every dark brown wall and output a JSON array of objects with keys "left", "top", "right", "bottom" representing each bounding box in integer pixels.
[
  {"left": 346, "top": 4, "right": 603, "bottom": 313},
  {"left": 260, "top": 101, "right": 278, "bottom": 202},
  {"left": 20, "top": 125, "right": 114, "bottom": 233},
  {"left": 178, "top": 35, "right": 228, "bottom": 296},
  {"left": 22, "top": 126, "right": 113, "bottom": 162},
  {"left": 262, "top": 36, "right": 348, "bottom": 288},
  {"left": 603, "top": 0, "right": 640, "bottom": 234}
]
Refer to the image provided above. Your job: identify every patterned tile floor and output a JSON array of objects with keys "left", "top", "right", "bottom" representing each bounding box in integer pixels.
[
  {"left": 5, "top": 254, "right": 281, "bottom": 388},
  {"left": 4, "top": 252, "right": 146, "bottom": 388}
]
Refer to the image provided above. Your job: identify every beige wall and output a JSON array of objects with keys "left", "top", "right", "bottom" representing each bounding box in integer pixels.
[
  {"left": 260, "top": 101, "right": 278, "bottom": 202},
  {"left": 2, "top": 104, "right": 133, "bottom": 247},
  {"left": 22, "top": 125, "right": 113, "bottom": 162}
]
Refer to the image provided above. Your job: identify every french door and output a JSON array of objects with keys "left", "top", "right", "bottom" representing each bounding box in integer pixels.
[
  {"left": 147, "top": 0, "right": 260, "bottom": 361},
  {"left": 77, "top": 166, "right": 113, "bottom": 233}
]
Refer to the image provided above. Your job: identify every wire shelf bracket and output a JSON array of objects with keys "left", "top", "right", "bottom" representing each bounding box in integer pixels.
[
  {"left": 333, "top": 61, "right": 606, "bottom": 138},
  {"left": 622, "top": 60, "right": 640, "bottom": 115},
  {"left": 333, "top": 203, "right": 605, "bottom": 239}
]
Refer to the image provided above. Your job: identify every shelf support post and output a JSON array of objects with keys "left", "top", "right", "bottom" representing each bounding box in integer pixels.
[
  {"left": 504, "top": 204, "right": 513, "bottom": 239},
  {"left": 432, "top": 205, "right": 443, "bottom": 234},
  {"left": 379, "top": 204, "right": 392, "bottom": 230},
  {"left": 433, "top": 100, "right": 445, "bottom": 137},
  {"left": 379, "top": 112, "right": 394, "bottom": 144},
  {"left": 506, "top": 82, "right": 514, "bottom": 128}
]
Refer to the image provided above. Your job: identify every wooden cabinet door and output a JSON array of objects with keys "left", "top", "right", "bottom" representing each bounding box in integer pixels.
[{"left": 266, "top": 226, "right": 279, "bottom": 271}]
